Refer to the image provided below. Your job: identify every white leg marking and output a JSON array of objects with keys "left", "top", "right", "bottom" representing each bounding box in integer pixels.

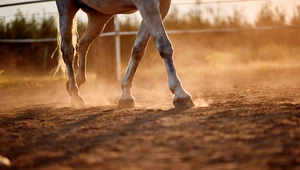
[{"left": 163, "top": 57, "right": 191, "bottom": 101}]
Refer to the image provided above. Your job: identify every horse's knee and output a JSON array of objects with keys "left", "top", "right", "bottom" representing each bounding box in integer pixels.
[{"left": 157, "top": 40, "right": 173, "bottom": 58}]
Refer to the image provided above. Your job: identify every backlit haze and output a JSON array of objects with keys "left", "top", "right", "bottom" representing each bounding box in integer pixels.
[{"left": 0, "top": 0, "right": 299, "bottom": 24}]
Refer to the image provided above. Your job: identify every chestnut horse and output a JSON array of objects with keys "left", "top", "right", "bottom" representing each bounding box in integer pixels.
[{"left": 56, "top": 0, "right": 194, "bottom": 108}]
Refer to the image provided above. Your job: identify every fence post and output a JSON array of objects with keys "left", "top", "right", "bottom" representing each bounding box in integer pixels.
[
  {"left": 43, "top": 45, "right": 48, "bottom": 73},
  {"left": 91, "top": 16, "right": 117, "bottom": 84},
  {"left": 114, "top": 15, "right": 121, "bottom": 81}
]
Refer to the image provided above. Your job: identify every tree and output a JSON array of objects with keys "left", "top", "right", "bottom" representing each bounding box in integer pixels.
[
  {"left": 255, "top": 3, "right": 286, "bottom": 26},
  {"left": 291, "top": 6, "right": 300, "bottom": 26}
]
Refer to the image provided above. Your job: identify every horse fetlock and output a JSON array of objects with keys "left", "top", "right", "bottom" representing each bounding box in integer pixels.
[
  {"left": 71, "top": 95, "right": 86, "bottom": 107},
  {"left": 76, "top": 74, "right": 87, "bottom": 87},
  {"left": 172, "top": 86, "right": 191, "bottom": 101},
  {"left": 168, "top": 78, "right": 183, "bottom": 93},
  {"left": 119, "top": 83, "right": 135, "bottom": 108},
  {"left": 169, "top": 84, "right": 181, "bottom": 94},
  {"left": 121, "top": 81, "right": 132, "bottom": 90},
  {"left": 172, "top": 85, "right": 194, "bottom": 108},
  {"left": 66, "top": 81, "right": 71, "bottom": 96},
  {"left": 66, "top": 81, "right": 80, "bottom": 95}
]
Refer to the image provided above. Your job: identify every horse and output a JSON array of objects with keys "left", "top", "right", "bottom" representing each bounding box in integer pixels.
[{"left": 55, "top": 0, "right": 195, "bottom": 108}]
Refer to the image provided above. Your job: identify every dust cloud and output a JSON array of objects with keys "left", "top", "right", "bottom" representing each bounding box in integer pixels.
[{"left": 1, "top": 29, "right": 300, "bottom": 110}]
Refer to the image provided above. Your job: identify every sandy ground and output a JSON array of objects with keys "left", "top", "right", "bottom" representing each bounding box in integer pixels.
[{"left": 0, "top": 64, "right": 300, "bottom": 170}]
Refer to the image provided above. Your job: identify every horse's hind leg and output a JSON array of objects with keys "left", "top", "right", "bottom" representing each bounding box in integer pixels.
[
  {"left": 119, "top": 22, "right": 151, "bottom": 108},
  {"left": 133, "top": 0, "right": 195, "bottom": 108},
  {"left": 77, "top": 9, "right": 113, "bottom": 88},
  {"left": 56, "top": 1, "right": 84, "bottom": 106}
]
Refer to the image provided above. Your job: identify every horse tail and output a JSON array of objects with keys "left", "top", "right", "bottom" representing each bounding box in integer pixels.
[{"left": 52, "top": 14, "right": 78, "bottom": 75}]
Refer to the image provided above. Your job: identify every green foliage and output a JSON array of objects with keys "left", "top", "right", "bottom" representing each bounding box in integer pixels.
[
  {"left": 255, "top": 2, "right": 286, "bottom": 26},
  {"left": 120, "top": 16, "right": 139, "bottom": 31},
  {"left": 226, "top": 9, "right": 250, "bottom": 28},
  {"left": 39, "top": 15, "right": 57, "bottom": 38},
  {"left": 2, "top": 10, "right": 57, "bottom": 39},
  {"left": 0, "top": 11, "right": 57, "bottom": 74},
  {"left": 291, "top": 6, "right": 300, "bottom": 25}
]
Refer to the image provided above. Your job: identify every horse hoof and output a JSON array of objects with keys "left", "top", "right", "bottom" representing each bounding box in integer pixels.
[
  {"left": 71, "top": 96, "right": 86, "bottom": 107},
  {"left": 173, "top": 96, "right": 195, "bottom": 108},
  {"left": 119, "top": 99, "right": 135, "bottom": 109}
]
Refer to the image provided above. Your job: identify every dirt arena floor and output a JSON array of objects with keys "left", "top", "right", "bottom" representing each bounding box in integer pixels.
[{"left": 0, "top": 63, "right": 300, "bottom": 170}]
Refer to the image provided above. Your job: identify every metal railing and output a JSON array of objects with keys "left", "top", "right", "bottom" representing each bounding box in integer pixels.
[
  {"left": 2, "top": 25, "right": 299, "bottom": 43},
  {"left": 1, "top": 21, "right": 299, "bottom": 79}
]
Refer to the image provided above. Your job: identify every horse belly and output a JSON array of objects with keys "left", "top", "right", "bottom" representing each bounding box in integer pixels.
[{"left": 81, "top": 0, "right": 137, "bottom": 14}]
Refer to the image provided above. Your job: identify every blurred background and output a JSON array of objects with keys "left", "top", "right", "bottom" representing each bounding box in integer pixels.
[{"left": 0, "top": 0, "right": 300, "bottom": 83}]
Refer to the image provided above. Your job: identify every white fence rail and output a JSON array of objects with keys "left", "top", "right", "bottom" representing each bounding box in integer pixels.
[
  {"left": 1, "top": 25, "right": 299, "bottom": 43},
  {"left": 1, "top": 16, "right": 299, "bottom": 79}
]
